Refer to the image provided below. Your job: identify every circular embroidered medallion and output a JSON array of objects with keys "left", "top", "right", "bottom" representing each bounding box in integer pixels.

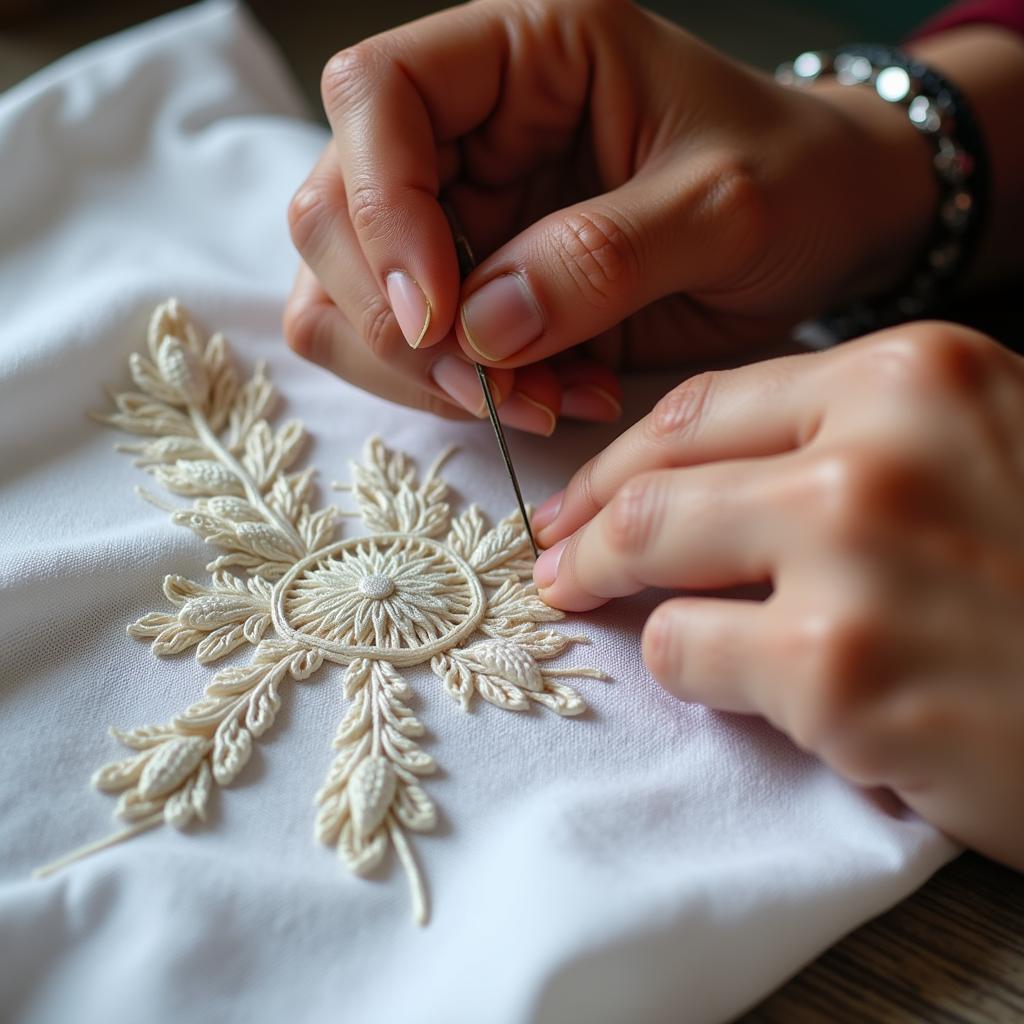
[{"left": 271, "top": 534, "right": 485, "bottom": 665}]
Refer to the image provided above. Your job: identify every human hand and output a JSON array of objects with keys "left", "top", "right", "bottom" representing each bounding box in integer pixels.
[
  {"left": 533, "top": 321, "right": 1024, "bottom": 868},
  {"left": 285, "top": 0, "right": 935, "bottom": 433}
]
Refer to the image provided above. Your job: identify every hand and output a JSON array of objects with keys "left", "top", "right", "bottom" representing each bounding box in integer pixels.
[
  {"left": 285, "top": 0, "right": 935, "bottom": 433},
  {"left": 532, "top": 321, "right": 1024, "bottom": 869}
]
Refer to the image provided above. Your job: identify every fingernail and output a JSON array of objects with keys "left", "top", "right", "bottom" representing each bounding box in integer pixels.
[
  {"left": 430, "top": 355, "right": 487, "bottom": 416},
  {"left": 532, "top": 489, "right": 564, "bottom": 533},
  {"left": 534, "top": 537, "right": 568, "bottom": 589},
  {"left": 561, "top": 384, "right": 622, "bottom": 422},
  {"left": 498, "top": 392, "right": 557, "bottom": 436},
  {"left": 461, "top": 274, "right": 544, "bottom": 360},
  {"left": 386, "top": 271, "right": 431, "bottom": 348}
]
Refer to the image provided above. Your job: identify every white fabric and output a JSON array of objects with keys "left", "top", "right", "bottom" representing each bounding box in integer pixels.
[{"left": 0, "top": 4, "right": 956, "bottom": 1022}]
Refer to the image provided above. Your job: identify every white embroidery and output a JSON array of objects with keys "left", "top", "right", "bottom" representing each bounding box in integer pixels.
[{"left": 35, "top": 300, "right": 606, "bottom": 924}]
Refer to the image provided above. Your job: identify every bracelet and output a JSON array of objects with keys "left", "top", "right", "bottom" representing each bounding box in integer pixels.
[{"left": 775, "top": 44, "right": 990, "bottom": 339}]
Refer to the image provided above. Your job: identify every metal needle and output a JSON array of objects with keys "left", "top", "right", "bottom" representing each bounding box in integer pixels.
[{"left": 444, "top": 205, "right": 539, "bottom": 559}]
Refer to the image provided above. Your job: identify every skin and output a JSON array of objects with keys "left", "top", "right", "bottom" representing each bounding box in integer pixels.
[
  {"left": 532, "top": 322, "right": 1024, "bottom": 869},
  {"left": 285, "top": 0, "right": 941, "bottom": 432},
  {"left": 286, "top": 0, "right": 1024, "bottom": 867}
]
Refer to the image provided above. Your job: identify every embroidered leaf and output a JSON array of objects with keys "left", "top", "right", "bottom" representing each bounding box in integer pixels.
[
  {"left": 298, "top": 505, "right": 337, "bottom": 551},
  {"left": 245, "top": 678, "right": 282, "bottom": 736},
  {"left": 242, "top": 613, "right": 271, "bottom": 645},
  {"left": 314, "top": 788, "right": 349, "bottom": 846},
  {"left": 195, "top": 623, "right": 248, "bottom": 663},
  {"left": 136, "top": 736, "right": 210, "bottom": 800},
  {"left": 154, "top": 335, "right": 208, "bottom": 407},
  {"left": 212, "top": 717, "right": 252, "bottom": 786},
  {"left": 287, "top": 648, "right": 323, "bottom": 680},
  {"left": 98, "top": 391, "right": 196, "bottom": 437},
  {"left": 127, "top": 612, "right": 178, "bottom": 638},
  {"left": 151, "top": 459, "right": 245, "bottom": 497},
  {"left": 197, "top": 496, "right": 263, "bottom": 523},
  {"left": 150, "top": 624, "right": 206, "bottom": 656},
  {"left": 337, "top": 819, "right": 388, "bottom": 875},
  {"left": 485, "top": 578, "right": 564, "bottom": 628},
  {"left": 91, "top": 751, "right": 152, "bottom": 792},
  {"left": 476, "top": 676, "right": 530, "bottom": 712},
  {"left": 349, "top": 438, "right": 450, "bottom": 536},
  {"left": 227, "top": 362, "right": 275, "bottom": 449},
  {"left": 445, "top": 505, "right": 486, "bottom": 560},
  {"left": 130, "top": 435, "right": 209, "bottom": 466},
  {"left": 530, "top": 680, "right": 586, "bottom": 717},
  {"left": 115, "top": 789, "right": 166, "bottom": 822},
  {"left": 395, "top": 782, "right": 436, "bottom": 832},
  {"left": 349, "top": 756, "right": 397, "bottom": 840},
  {"left": 110, "top": 723, "right": 177, "bottom": 750},
  {"left": 459, "top": 639, "right": 543, "bottom": 692}
]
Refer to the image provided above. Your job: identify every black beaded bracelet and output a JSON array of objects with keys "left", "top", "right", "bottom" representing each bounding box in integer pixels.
[{"left": 776, "top": 44, "right": 991, "bottom": 339}]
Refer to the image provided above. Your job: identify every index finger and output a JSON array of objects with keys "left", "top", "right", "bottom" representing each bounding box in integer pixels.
[
  {"left": 533, "top": 352, "right": 826, "bottom": 548},
  {"left": 320, "top": 5, "right": 508, "bottom": 349}
]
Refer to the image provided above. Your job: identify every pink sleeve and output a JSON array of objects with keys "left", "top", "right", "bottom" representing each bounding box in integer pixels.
[{"left": 913, "top": 0, "right": 1024, "bottom": 39}]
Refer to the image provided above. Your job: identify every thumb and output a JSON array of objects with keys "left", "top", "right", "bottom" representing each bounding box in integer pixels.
[{"left": 455, "top": 161, "right": 758, "bottom": 367}]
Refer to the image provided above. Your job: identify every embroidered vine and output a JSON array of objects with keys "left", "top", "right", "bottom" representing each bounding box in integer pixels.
[{"left": 35, "top": 300, "right": 606, "bottom": 924}]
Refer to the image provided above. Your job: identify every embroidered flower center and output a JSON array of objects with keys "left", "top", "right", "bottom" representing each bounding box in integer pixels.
[
  {"left": 271, "top": 534, "right": 485, "bottom": 666},
  {"left": 359, "top": 573, "right": 395, "bottom": 600}
]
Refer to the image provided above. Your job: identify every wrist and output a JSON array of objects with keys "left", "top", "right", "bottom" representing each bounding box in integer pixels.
[{"left": 807, "top": 78, "right": 938, "bottom": 305}]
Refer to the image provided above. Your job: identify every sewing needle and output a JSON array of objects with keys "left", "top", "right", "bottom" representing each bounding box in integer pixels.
[{"left": 444, "top": 206, "right": 539, "bottom": 559}]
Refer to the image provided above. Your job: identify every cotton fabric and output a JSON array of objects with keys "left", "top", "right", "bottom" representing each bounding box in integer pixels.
[{"left": 0, "top": 4, "right": 957, "bottom": 1022}]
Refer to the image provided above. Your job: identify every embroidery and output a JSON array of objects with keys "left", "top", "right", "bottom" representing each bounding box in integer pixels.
[{"left": 36, "top": 301, "right": 606, "bottom": 924}]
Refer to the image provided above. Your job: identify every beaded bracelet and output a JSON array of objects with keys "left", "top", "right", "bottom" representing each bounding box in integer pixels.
[{"left": 776, "top": 45, "right": 990, "bottom": 339}]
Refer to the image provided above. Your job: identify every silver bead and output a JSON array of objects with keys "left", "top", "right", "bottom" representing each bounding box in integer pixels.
[
  {"left": 792, "top": 51, "right": 824, "bottom": 80},
  {"left": 908, "top": 95, "right": 941, "bottom": 134},
  {"left": 774, "top": 62, "right": 797, "bottom": 86},
  {"left": 927, "top": 243, "right": 961, "bottom": 273},
  {"left": 876, "top": 66, "right": 912, "bottom": 103},
  {"left": 933, "top": 139, "right": 971, "bottom": 184},
  {"left": 940, "top": 191, "right": 973, "bottom": 231},
  {"left": 835, "top": 53, "right": 872, "bottom": 85}
]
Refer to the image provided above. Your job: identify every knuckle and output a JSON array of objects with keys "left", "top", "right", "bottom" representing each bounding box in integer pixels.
[
  {"left": 283, "top": 299, "right": 328, "bottom": 365},
  {"left": 287, "top": 180, "right": 334, "bottom": 255},
  {"left": 346, "top": 182, "right": 392, "bottom": 243},
  {"left": 806, "top": 449, "right": 922, "bottom": 548},
  {"left": 358, "top": 292, "right": 399, "bottom": 358},
  {"left": 605, "top": 471, "right": 665, "bottom": 555},
  {"left": 570, "top": 456, "right": 601, "bottom": 519},
  {"left": 320, "top": 44, "right": 376, "bottom": 112},
  {"left": 821, "top": 728, "right": 889, "bottom": 786},
  {"left": 691, "top": 154, "right": 770, "bottom": 279},
  {"left": 783, "top": 608, "right": 883, "bottom": 752},
  {"left": 863, "top": 321, "right": 1002, "bottom": 399},
  {"left": 645, "top": 371, "right": 715, "bottom": 444},
  {"left": 547, "top": 209, "right": 641, "bottom": 308}
]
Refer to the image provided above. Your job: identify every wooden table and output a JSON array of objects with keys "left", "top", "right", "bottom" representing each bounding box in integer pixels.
[
  {"left": 745, "top": 852, "right": 1024, "bottom": 1022},
  {"left": 3, "top": 3, "right": 1023, "bottom": 1019}
]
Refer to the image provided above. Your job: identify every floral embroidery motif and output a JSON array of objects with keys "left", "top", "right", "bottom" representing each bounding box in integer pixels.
[{"left": 36, "top": 301, "right": 605, "bottom": 924}]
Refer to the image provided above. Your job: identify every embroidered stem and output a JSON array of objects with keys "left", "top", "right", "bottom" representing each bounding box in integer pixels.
[
  {"left": 189, "top": 406, "right": 306, "bottom": 553},
  {"left": 390, "top": 819, "right": 429, "bottom": 926},
  {"left": 135, "top": 486, "right": 180, "bottom": 514},
  {"left": 424, "top": 444, "right": 457, "bottom": 485},
  {"left": 32, "top": 812, "right": 165, "bottom": 879},
  {"left": 370, "top": 659, "right": 382, "bottom": 757}
]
